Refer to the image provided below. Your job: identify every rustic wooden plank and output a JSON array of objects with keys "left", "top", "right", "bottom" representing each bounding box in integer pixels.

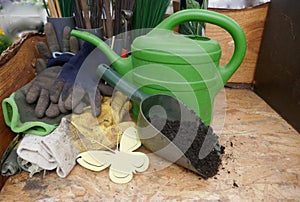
[
  {"left": 0, "top": 33, "right": 46, "bottom": 189},
  {"left": 0, "top": 88, "right": 299, "bottom": 201}
]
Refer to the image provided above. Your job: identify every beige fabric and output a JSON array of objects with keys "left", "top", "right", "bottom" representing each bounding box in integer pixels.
[{"left": 16, "top": 94, "right": 135, "bottom": 178}]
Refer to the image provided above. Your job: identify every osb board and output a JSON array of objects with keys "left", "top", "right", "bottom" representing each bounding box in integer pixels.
[
  {"left": 206, "top": 4, "right": 269, "bottom": 84},
  {"left": 0, "top": 33, "right": 46, "bottom": 189},
  {"left": 0, "top": 88, "right": 299, "bottom": 201}
]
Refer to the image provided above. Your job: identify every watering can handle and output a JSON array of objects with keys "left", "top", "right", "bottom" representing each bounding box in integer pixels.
[{"left": 153, "top": 9, "right": 246, "bottom": 83}]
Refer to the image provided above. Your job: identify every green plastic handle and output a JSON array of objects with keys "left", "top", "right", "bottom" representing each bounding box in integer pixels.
[
  {"left": 96, "top": 64, "right": 149, "bottom": 103},
  {"left": 71, "top": 30, "right": 120, "bottom": 64},
  {"left": 152, "top": 9, "right": 247, "bottom": 83},
  {"left": 71, "top": 30, "right": 133, "bottom": 76}
]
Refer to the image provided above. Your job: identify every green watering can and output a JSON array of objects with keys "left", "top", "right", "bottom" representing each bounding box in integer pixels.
[{"left": 71, "top": 9, "right": 246, "bottom": 125}]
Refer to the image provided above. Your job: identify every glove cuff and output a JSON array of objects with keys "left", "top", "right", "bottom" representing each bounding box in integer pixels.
[{"left": 2, "top": 93, "right": 57, "bottom": 136}]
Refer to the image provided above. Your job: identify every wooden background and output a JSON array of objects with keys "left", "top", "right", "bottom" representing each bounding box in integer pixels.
[
  {"left": 0, "top": 33, "right": 46, "bottom": 189},
  {"left": 206, "top": 4, "right": 270, "bottom": 84}
]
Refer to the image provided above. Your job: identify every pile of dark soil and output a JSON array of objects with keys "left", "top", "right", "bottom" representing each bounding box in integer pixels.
[{"left": 150, "top": 115, "right": 225, "bottom": 179}]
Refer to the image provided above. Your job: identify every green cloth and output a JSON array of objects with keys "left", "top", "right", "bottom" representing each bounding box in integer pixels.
[{"left": 2, "top": 84, "right": 66, "bottom": 136}]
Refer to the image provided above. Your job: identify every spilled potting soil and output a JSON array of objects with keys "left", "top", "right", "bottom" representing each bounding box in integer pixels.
[{"left": 150, "top": 115, "right": 225, "bottom": 179}]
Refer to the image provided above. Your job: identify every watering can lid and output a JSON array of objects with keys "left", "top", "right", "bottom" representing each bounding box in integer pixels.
[{"left": 131, "top": 33, "right": 222, "bottom": 65}]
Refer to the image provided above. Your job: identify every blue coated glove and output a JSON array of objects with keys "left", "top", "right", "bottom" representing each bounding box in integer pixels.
[{"left": 49, "top": 41, "right": 115, "bottom": 117}]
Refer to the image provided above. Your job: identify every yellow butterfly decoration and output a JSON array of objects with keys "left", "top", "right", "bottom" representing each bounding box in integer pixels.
[{"left": 76, "top": 127, "right": 149, "bottom": 184}]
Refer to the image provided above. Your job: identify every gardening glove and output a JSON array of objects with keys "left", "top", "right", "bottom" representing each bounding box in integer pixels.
[
  {"left": 25, "top": 66, "right": 67, "bottom": 118},
  {"left": 69, "top": 95, "right": 135, "bottom": 152},
  {"left": 35, "top": 22, "right": 79, "bottom": 73},
  {"left": 111, "top": 90, "right": 132, "bottom": 124},
  {"left": 23, "top": 22, "right": 80, "bottom": 119},
  {"left": 1, "top": 134, "right": 23, "bottom": 176},
  {"left": 1, "top": 134, "right": 47, "bottom": 178},
  {"left": 49, "top": 42, "right": 100, "bottom": 116},
  {"left": 17, "top": 156, "right": 44, "bottom": 178},
  {"left": 16, "top": 94, "right": 134, "bottom": 178},
  {"left": 49, "top": 39, "right": 122, "bottom": 117},
  {"left": 2, "top": 82, "right": 65, "bottom": 135},
  {"left": 16, "top": 117, "right": 79, "bottom": 178},
  {"left": 75, "top": 94, "right": 142, "bottom": 184}
]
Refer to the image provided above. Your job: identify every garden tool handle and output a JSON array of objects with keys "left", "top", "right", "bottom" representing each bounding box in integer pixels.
[
  {"left": 97, "top": 64, "right": 149, "bottom": 103},
  {"left": 153, "top": 9, "right": 246, "bottom": 83}
]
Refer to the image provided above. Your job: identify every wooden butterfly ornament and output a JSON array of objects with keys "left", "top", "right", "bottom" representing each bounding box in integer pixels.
[{"left": 76, "top": 126, "right": 149, "bottom": 184}]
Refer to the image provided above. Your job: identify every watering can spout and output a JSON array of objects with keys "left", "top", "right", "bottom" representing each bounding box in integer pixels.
[{"left": 71, "top": 29, "right": 132, "bottom": 75}]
